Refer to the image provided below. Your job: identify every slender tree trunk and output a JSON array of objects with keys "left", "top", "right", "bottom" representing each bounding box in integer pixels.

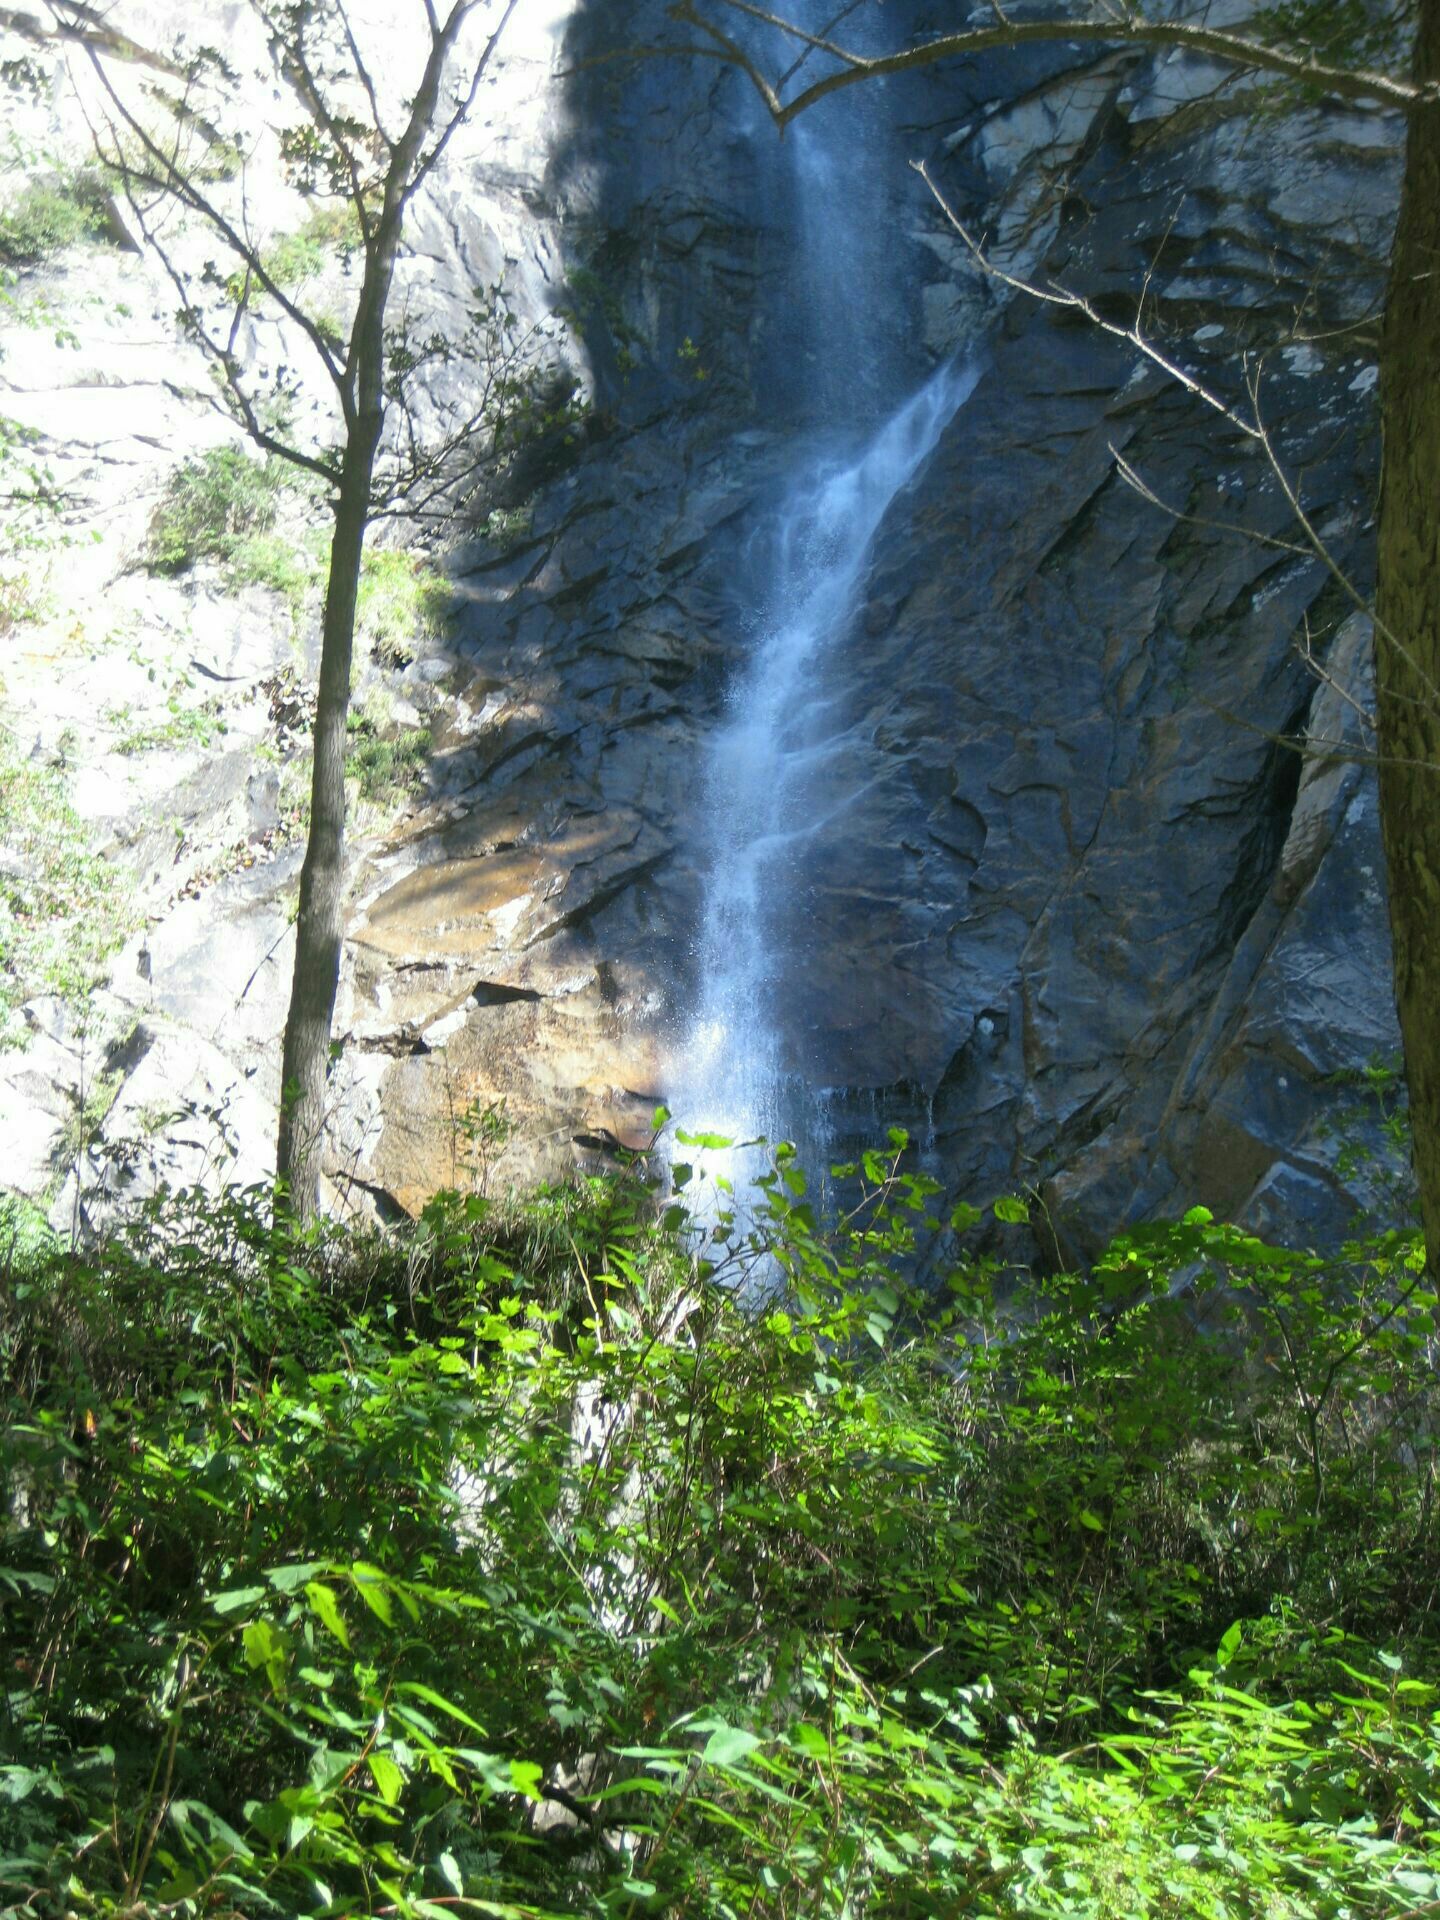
[
  {"left": 268, "top": 3, "right": 500, "bottom": 1219},
  {"left": 1375, "top": 0, "right": 1440, "bottom": 1270},
  {"left": 274, "top": 430, "right": 380, "bottom": 1217}
]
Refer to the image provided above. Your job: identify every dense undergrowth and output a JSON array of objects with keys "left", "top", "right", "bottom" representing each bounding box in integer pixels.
[{"left": 2, "top": 1135, "right": 1438, "bottom": 1917}]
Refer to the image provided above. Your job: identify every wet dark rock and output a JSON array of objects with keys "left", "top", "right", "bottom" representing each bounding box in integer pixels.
[
  {"left": 3, "top": 2, "right": 1402, "bottom": 1253},
  {"left": 342, "top": 6, "right": 1402, "bottom": 1242}
]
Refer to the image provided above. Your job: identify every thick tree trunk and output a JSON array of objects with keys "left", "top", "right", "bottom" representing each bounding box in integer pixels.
[
  {"left": 1375, "top": 0, "right": 1440, "bottom": 1269},
  {"left": 274, "top": 435, "right": 379, "bottom": 1217}
]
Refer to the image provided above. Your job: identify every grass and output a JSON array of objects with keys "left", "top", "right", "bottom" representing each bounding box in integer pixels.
[
  {"left": 145, "top": 447, "right": 293, "bottom": 577},
  {"left": 0, "top": 170, "right": 109, "bottom": 266},
  {"left": 356, "top": 545, "right": 449, "bottom": 667},
  {"left": 110, "top": 690, "right": 228, "bottom": 757},
  {"left": 143, "top": 460, "right": 448, "bottom": 678},
  {"left": 346, "top": 692, "right": 432, "bottom": 807},
  {"left": 0, "top": 733, "right": 131, "bottom": 1043},
  {"left": 227, "top": 528, "right": 319, "bottom": 629}
]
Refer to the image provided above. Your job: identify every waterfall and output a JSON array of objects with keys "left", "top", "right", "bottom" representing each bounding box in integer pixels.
[
  {"left": 660, "top": 1, "right": 982, "bottom": 1204},
  {"left": 668, "top": 358, "right": 981, "bottom": 1187}
]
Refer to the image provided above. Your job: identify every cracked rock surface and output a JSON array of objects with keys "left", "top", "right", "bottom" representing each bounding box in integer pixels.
[{"left": 0, "top": 0, "right": 1406, "bottom": 1250}]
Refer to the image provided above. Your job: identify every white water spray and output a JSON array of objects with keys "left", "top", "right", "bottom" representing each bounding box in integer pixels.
[{"left": 669, "top": 359, "right": 981, "bottom": 1184}]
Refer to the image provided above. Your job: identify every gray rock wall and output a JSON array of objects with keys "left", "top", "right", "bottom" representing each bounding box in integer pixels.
[{"left": 0, "top": 1, "right": 1407, "bottom": 1252}]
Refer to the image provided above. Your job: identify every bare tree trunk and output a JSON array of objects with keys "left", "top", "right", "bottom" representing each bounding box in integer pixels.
[
  {"left": 1375, "top": 0, "right": 1440, "bottom": 1270},
  {"left": 269, "top": 2, "right": 508, "bottom": 1220},
  {"left": 275, "top": 239, "right": 394, "bottom": 1222},
  {"left": 274, "top": 436, "right": 378, "bottom": 1217}
]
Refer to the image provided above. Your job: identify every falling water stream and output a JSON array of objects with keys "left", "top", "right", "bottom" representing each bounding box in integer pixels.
[
  {"left": 661, "top": 9, "right": 983, "bottom": 1200},
  {"left": 668, "top": 359, "right": 981, "bottom": 1186}
]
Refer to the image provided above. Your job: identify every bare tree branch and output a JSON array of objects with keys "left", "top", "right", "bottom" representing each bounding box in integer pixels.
[
  {"left": 666, "top": 1, "right": 784, "bottom": 119},
  {"left": 405, "top": 0, "right": 522, "bottom": 206},
  {"left": 681, "top": 0, "right": 1430, "bottom": 122},
  {"left": 334, "top": 0, "right": 389, "bottom": 149},
  {"left": 1296, "top": 609, "right": 1380, "bottom": 737},
  {"left": 912, "top": 158, "right": 1257, "bottom": 437},
  {"left": 775, "top": 0, "right": 871, "bottom": 91},
  {"left": 0, "top": 1, "right": 184, "bottom": 74},
  {"left": 251, "top": 0, "right": 380, "bottom": 244},
  {"left": 1108, "top": 447, "right": 1314, "bottom": 562},
  {"left": 49, "top": 7, "right": 351, "bottom": 394},
  {"left": 911, "top": 160, "right": 1440, "bottom": 729}
]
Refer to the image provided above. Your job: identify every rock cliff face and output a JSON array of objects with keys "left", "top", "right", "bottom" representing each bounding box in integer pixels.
[{"left": 0, "top": 1, "right": 1406, "bottom": 1251}]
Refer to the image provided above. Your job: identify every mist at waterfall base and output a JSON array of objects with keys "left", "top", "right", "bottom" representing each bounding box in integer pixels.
[{"left": 665, "top": 358, "right": 981, "bottom": 1216}]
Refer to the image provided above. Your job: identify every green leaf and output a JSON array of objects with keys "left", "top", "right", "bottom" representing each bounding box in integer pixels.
[
  {"left": 395, "top": 1681, "right": 485, "bottom": 1732},
  {"left": 266, "top": 1562, "right": 325, "bottom": 1594},
  {"left": 242, "top": 1619, "right": 288, "bottom": 1691},
  {"left": 368, "top": 1752, "right": 404, "bottom": 1806},
  {"left": 304, "top": 1581, "right": 350, "bottom": 1650},
  {"left": 211, "top": 1584, "right": 267, "bottom": 1615},
  {"left": 702, "top": 1724, "right": 762, "bottom": 1768},
  {"left": 993, "top": 1195, "right": 1029, "bottom": 1224},
  {"left": 351, "top": 1564, "right": 393, "bottom": 1625}
]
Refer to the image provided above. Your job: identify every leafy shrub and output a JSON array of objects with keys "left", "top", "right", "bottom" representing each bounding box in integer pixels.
[
  {"left": 144, "top": 447, "right": 291, "bottom": 576},
  {"left": 356, "top": 546, "right": 448, "bottom": 667},
  {"left": 0, "top": 171, "right": 108, "bottom": 266},
  {"left": 0, "top": 736, "right": 130, "bottom": 1041},
  {"left": 225, "top": 200, "right": 362, "bottom": 302},
  {"left": 227, "top": 527, "right": 320, "bottom": 628},
  {"left": 0, "top": 563, "right": 38, "bottom": 634},
  {"left": 1, "top": 1143, "right": 1437, "bottom": 1915},
  {"left": 112, "top": 689, "right": 228, "bottom": 757},
  {"left": 346, "top": 697, "right": 431, "bottom": 805}
]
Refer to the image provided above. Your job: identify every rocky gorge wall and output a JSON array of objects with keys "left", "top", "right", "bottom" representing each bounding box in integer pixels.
[{"left": 0, "top": 0, "right": 1406, "bottom": 1255}]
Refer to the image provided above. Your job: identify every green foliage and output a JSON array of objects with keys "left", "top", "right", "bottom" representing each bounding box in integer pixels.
[
  {"left": 0, "top": 563, "right": 40, "bottom": 635},
  {"left": 356, "top": 547, "right": 448, "bottom": 668},
  {"left": 1255, "top": 0, "right": 1415, "bottom": 69},
  {"left": 561, "top": 263, "right": 649, "bottom": 377},
  {"left": 0, "top": 735, "right": 131, "bottom": 1042},
  {"left": 144, "top": 448, "right": 293, "bottom": 577},
  {"left": 2, "top": 1147, "right": 1437, "bottom": 1916},
  {"left": 0, "top": 413, "right": 73, "bottom": 632},
  {"left": 1316, "top": 1056, "right": 1414, "bottom": 1228},
  {"left": 226, "top": 529, "right": 318, "bottom": 619},
  {"left": 0, "top": 171, "right": 108, "bottom": 267},
  {"left": 142, "top": 461, "right": 446, "bottom": 665},
  {"left": 480, "top": 500, "right": 535, "bottom": 550},
  {"left": 345, "top": 697, "right": 432, "bottom": 807},
  {"left": 225, "top": 202, "right": 362, "bottom": 302},
  {"left": 109, "top": 688, "right": 228, "bottom": 757}
]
